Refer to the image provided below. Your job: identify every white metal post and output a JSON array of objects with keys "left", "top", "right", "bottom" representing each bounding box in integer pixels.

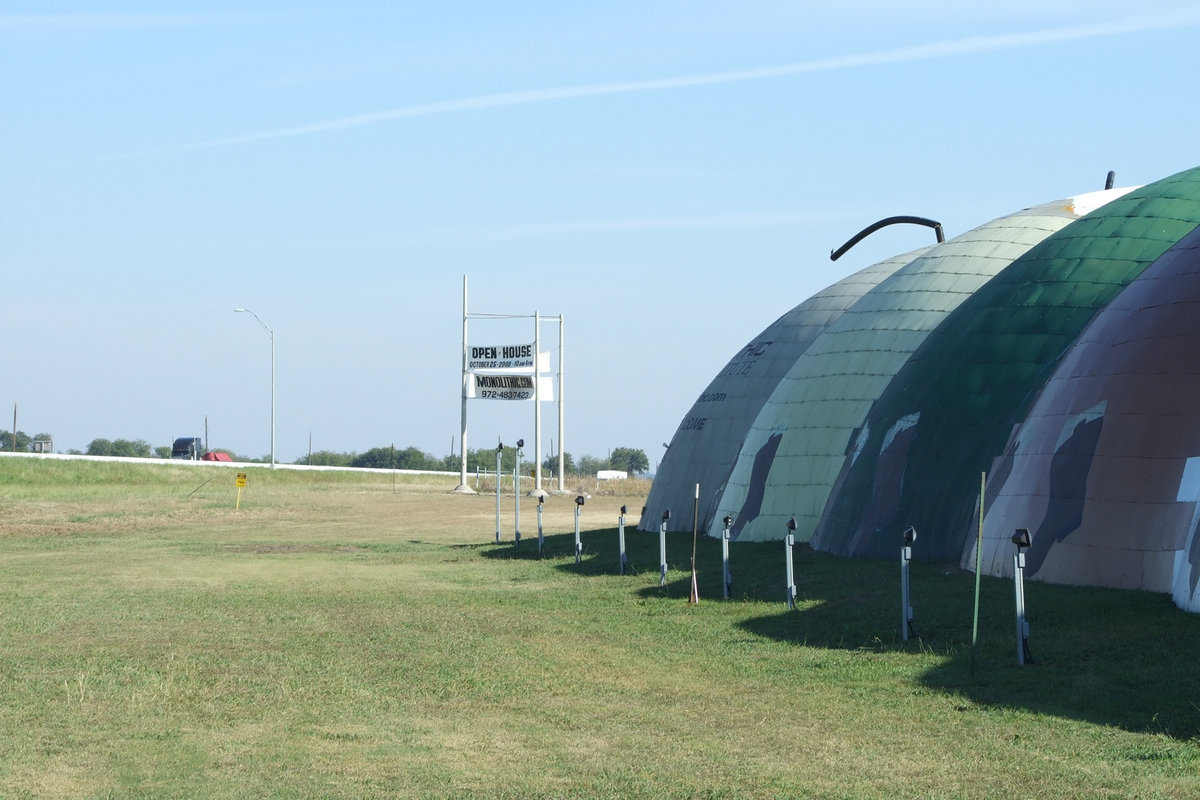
[
  {"left": 537, "top": 496, "right": 544, "bottom": 557},
  {"left": 659, "top": 511, "right": 670, "bottom": 587},
  {"left": 557, "top": 315, "right": 565, "bottom": 493},
  {"left": 785, "top": 533, "right": 797, "bottom": 609},
  {"left": 1014, "top": 550, "right": 1030, "bottom": 665},
  {"left": 495, "top": 445, "right": 502, "bottom": 544},
  {"left": 618, "top": 508, "right": 627, "bottom": 575},
  {"left": 514, "top": 444, "right": 522, "bottom": 546},
  {"left": 534, "top": 312, "right": 542, "bottom": 495},
  {"left": 458, "top": 275, "right": 470, "bottom": 490},
  {"left": 574, "top": 502, "right": 583, "bottom": 564},
  {"left": 901, "top": 544, "right": 914, "bottom": 641},
  {"left": 722, "top": 516, "right": 732, "bottom": 600}
]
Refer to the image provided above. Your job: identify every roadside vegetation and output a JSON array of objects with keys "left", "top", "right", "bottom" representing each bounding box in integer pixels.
[
  {"left": 1, "top": 428, "right": 650, "bottom": 476},
  {"left": 1, "top": 457, "right": 1198, "bottom": 799}
]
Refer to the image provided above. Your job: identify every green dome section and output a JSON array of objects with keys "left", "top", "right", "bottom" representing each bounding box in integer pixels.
[
  {"left": 814, "top": 166, "right": 1200, "bottom": 561},
  {"left": 641, "top": 248, "right": 928, "bottom": 533},
  {"left": 715, "top": 192, "right": 1126, "bottom": 543},
  {"left": 972, "top": 225, "right": 1200, "bottom": 603}
]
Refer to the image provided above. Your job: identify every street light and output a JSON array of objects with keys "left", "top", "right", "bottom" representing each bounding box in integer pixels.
[{"left": 234, "top": 308, "right": 275, "bottom": 469}]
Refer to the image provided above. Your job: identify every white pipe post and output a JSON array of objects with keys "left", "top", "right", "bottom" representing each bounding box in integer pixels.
[
  {"left": 722, "top": 516, "right": 732, "bottom": 600},
  {"left": 557, "top": 315, "right": 565, "bottom": 493},
  {"left": 618, "top": 507, "right": 627, "bottom": 575},
  {"left": 659, "top": 510, "right": 670, "bottom": 587},
  {"left": 494, "top": 445, "right": 503, "bottom": 544},
  {"left": 1014, "top": 549, "right": 1030, "bottom": 665},
  {"left": 514, "top": 444, "right": 522, "bottom": 547},
  {"left": 534, "top": 312, "right": 542, "bottom": 495},
  {"left": 537, "top": 496, "right": 544, "bottom": 557},
  {"left": 458, "top": 275, "right": 470, "bottom": 489},
  {"left": 901, "top": 542, "right": 914, "bottom": 641},
  {"left": 785, "top": 533, "right": 797, "bottom": 609},
  {"left": 574, "top": 501, "right": 583, "bottom": 564}
]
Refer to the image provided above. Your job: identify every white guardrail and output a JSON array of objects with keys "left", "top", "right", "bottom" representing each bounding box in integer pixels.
[{"left": 0, "top": 450, "right": 459, "bottom": 477}]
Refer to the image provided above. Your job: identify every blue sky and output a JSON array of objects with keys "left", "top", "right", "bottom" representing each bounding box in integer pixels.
[{"left": 5, "top": 2, "right": 1200, "bottom": 466}]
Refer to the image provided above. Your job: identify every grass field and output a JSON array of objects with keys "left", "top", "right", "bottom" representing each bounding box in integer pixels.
[{"left": 1, "top": 456, "right": 1199, "bottom": 799}]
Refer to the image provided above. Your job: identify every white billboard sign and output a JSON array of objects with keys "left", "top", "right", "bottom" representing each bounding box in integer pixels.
[
  {"left": 468, "top": 373, "right": 555, "bottom": 402},
  {"left": 468, "top": 343, "right": 549, "bottom": 373}
]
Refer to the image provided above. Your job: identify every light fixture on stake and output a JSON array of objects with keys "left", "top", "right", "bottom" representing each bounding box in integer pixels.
[
  {"left": 722, "top": 515, "right": 733, "bottom": 600},
  {"left": 618, "top": 505, "right": 628, "bottom": 575},
  {"left": 494, "top": 442, "right": 504, "bottom": 544},
  {"left": 537, "top": 495, "right": 545, "bottom": 557},
  {"left": 901, "top": 526, "right": 917, "bottom": 641},
  {"left": 659, "top": 509, "right": 670, "bottom": 587},
  {"left": 1012, "top": 528, "right": 1034, "bottom": 665},
  {"left": 785, "top": 516, "right": 798, "bottom": 609},
  {"left": 514, "top": 439, "right": 524, "bottom": 547},
  {"left": 573, "top": 495, "right": 585, "bottom": 564}
]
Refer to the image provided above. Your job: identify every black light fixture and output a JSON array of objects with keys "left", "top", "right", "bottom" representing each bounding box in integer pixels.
[
  {"left": 787, "top": 516, "right": 797, "bottom": 532},
  {"left": 516, "top": 438, "right": 524, "bottom": 449},
  {"left": 903, "top": 526, "right": 917, "bottom": 545},
  {"left": 1012, "top": 528, "right": 1031, "bottom": 548},
  {"left": 575, "top": 495, "right": 585, "bottom": 506},
  {"left": 662, "top": 509, "right": 671, "bottom": 522},
  {"left": 620, "top": 505, "right": 627, "bottom": 515},
  {"left": 723, "top": 515, "right": 733, "bottom": 528}
]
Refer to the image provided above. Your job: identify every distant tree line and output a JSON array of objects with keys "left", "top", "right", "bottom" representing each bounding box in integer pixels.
[{"left": 3, "top": 429, "right": 650, "bottom": 476}]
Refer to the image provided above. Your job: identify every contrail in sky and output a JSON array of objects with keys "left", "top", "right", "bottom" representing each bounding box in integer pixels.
[{"left": 124, "top": 11, "right": 1200, "bottom": 157}]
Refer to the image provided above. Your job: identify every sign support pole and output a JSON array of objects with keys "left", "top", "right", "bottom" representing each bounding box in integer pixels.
[
  {"left": 534, "top": 311, "right": 542, "bottom": 496},
  {"left": 456, "top": 275, "right": 473, "bottom": 493}
]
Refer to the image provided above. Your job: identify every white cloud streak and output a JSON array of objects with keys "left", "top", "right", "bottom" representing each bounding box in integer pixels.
[
  {"left": 0, "top": 13, "right": 269, "bottom": 30},
  {"left": 122, "top": 10, "right": 1200, "bottom": 157}
]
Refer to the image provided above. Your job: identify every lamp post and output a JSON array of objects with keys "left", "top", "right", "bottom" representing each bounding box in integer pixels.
[{"left": 234, "top": 308, "right": 275, "bottom": 469}]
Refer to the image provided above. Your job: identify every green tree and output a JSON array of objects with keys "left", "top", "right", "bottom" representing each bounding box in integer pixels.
[
  {"left": 353, "top": 446, "right": 437, "bottom": 470},
  {"left": 0, "top": 430, "right": 33, "bottom": 451},
  {"left": 542, "top": 451, "right": 576, "bottom": 476},
  {"left": 301, "top": 450, "right": 354, "bottom": 467},
  {"left": 87, "top": 438, "right": 151, "bottom": 458},
  {"left": 609, "top": 447, "right": 649, "bottom": 475},
  {"left": 154, "top": 445, "right": 172, "bottom": 459},
  {"left": 577, "top": 454, "right": 608, "bottom": 476}
]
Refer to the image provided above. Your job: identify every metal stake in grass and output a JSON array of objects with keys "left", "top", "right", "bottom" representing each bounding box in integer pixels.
[
  {"left": 573, "top": 495, "right": 585, "bottom": 564},
  {"left": 689, "top": 483, "right": 700, "bottom": 604},
  {"left": 785, "top": 516, "right": 797, "bottom": 609},
  {"left": 537, "top": 495, "right": 545, "bottom": 557},
  {"left": 970, "top": 471, "right": 985, "bottom": 677},
  {"left": 1012, "top": 528, "right": 1034, "bottom": 665},
  {"left": 618, "top": 505, "right": 628, "bottom": 575},
  {"left": 659, "top": 509, "right": 670, "bottom": 587},
  {"left": 514, "top": 439, "right": 524, "bottom": 548},
  {"left": 494, "top": 442, "right": 504, "bottom": 544},
  {"left": 901, "top": 526, "right": 916, "bottom": 641},
  {"left": 722, "top": 515, "right": 733, "bottom": 599}
]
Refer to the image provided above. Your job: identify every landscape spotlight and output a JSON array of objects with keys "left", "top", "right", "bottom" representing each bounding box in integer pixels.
[
  {"left": 575, "top": 495, "right": 585, "bottom": 506},
  {"left": 1012, "top": 528, "right": 1031, "bottom": 548},
  {"left": 662, "top": 509, "right": 671, "bottom": 521},
  {"left": 517, "top": 439, "right": 524, "bottom": 449},
  {"left": 903, "top": 526, "right": 917, "bottom": 545},
  {"left": 620, "top": 505, "right": 627, "bottom": 515},
  {"left": 787, "top": 516, "right": 797, "bottom": 532},
  {"left": 723, "top": 515, "right": 733, "bottom": 528},
  {"left": 497, "top": 442, "right": 504, "bottom": 452}
]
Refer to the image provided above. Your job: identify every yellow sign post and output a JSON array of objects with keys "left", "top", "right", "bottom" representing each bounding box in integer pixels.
[{"left": 236, "top": 472, "right": 248, "bottom": 509}]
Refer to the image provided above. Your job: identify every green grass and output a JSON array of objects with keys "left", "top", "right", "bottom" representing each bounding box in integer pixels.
[{"left": 1, "top": 457, "right": 1199, "bottom": 798}]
